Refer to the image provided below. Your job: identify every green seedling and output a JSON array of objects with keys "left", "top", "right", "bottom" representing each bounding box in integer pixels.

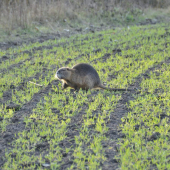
[{"left": 2, "top": 23, "right": 170, "bottom": 169}]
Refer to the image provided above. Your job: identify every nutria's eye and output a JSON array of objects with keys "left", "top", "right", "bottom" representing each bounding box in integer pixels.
[{"left": 67, "top": 68, "right": 69, "bottom": 71}]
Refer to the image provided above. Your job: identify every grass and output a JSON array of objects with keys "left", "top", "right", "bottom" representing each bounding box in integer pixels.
[
  {"left": 0, "top": 23, "right": 170, "bottom": 169},
  {"left": 119, "top": 62, "right": 170, "bottom": 169},
  {"left": 0, "top": 0, "right": 170, "bottom": 44}
]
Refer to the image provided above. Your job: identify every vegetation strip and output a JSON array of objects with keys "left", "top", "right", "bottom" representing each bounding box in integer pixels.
[
  {"left": 118, "top": 58, "right": 170, "bottom": 169},
  {"left": 102, "top": 56, "right": 170, "bottom": 169},
  {"left": 0, "top": 23, "right": 170, "bottom": 169}
]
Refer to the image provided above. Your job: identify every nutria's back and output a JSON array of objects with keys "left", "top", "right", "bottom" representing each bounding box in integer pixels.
[
  {"left": 71, "top": 63, "right": 101, "bottom": 89},
  {"left": 72, "top": 63, "right": 98, "bottom": 76},
  {"left": 72, "top": 63, "right": 100, "bottom": 84}
]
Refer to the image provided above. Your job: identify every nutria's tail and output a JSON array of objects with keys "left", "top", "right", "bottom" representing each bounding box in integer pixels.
[{"left": 98, "top": 84, "right": 132, "bottom": 91}]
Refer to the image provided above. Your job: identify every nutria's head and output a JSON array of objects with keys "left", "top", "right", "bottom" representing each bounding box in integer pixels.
[{"left": 55, "top": 67, "right": 72, "bottom": 80}]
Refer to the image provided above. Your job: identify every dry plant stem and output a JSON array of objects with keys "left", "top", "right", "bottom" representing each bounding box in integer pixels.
[
  {"left": 1, "top": 0, "right": 170, "bottom": 33},
  {"left": 28, "top": 81, "right": 43, "bottom": 87},
  {"left": 106, "top": 88, "right": 132, "bottom": 91}
]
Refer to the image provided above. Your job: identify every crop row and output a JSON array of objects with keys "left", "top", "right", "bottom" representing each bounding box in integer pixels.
[
  {"left": 119, "top": 59, "right": 170, "bottom": 169},
  {"left": 1, "top": 23, "right": 169, "bottom": 100},
  {"left": 1, "top": 42, "right": 169, "bottom": 134},
  {"left": 0, "top": 23, "right": 168, "bottom": 74},
  {"left": 3, "top": 55, "right": 170, "bottom": 169},
  {"left": 1, "top": 23, "right": 170, "bottom": 169}
]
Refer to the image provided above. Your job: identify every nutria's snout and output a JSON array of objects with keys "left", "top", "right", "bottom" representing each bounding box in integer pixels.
[
  {"left": 56, "top": 68, "right": 70, "bottom": 79},
  {"left": 55, "top": 70, "right": 62, "bottom": 79}
]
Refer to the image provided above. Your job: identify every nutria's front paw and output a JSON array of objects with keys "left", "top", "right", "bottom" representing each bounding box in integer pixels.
[{"left": 62, "top": 83, "right": 69, "bottom": 89}]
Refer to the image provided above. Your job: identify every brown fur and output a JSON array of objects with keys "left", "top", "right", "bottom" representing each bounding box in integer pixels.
[{"left": 55, "top": 63, "right": 130, "bottom": 91}]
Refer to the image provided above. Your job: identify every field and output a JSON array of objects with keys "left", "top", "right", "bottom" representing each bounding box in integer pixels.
[{"left": 0, "top": 23, "right": 170, "bottom": 170}]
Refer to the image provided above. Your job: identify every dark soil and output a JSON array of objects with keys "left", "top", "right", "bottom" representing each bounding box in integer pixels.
[
  {"left": 0, "top": 18, "right": 161, "bottom": 51},
  {"left": 0, "top": 24, "right": 169, "bottom": 169},
  {"left": 0, "top": 51, "right": 168, "bottom": 169},
  {"left": 0, "top": 25, "right": 105, "bottom": 51}
]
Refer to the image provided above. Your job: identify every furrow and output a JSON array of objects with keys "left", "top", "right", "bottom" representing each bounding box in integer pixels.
[{"left": 102, "top": 57, "right": 170, "bottom": 169}]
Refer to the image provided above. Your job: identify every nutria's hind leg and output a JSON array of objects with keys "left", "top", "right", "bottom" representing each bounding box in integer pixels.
[
  {"left": 84, "top": 76, "right": 95, "bottom": 89},
  {"left": 74, "top": 85, "right": 80, "bottom": 92},
  {"left": 62, "top": 82, "right": 69, "bottom": 89}
]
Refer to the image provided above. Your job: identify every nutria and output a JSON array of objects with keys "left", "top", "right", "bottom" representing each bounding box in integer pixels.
[{"left": 55, "top": 63, "right": 130, "bottom": 91}]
